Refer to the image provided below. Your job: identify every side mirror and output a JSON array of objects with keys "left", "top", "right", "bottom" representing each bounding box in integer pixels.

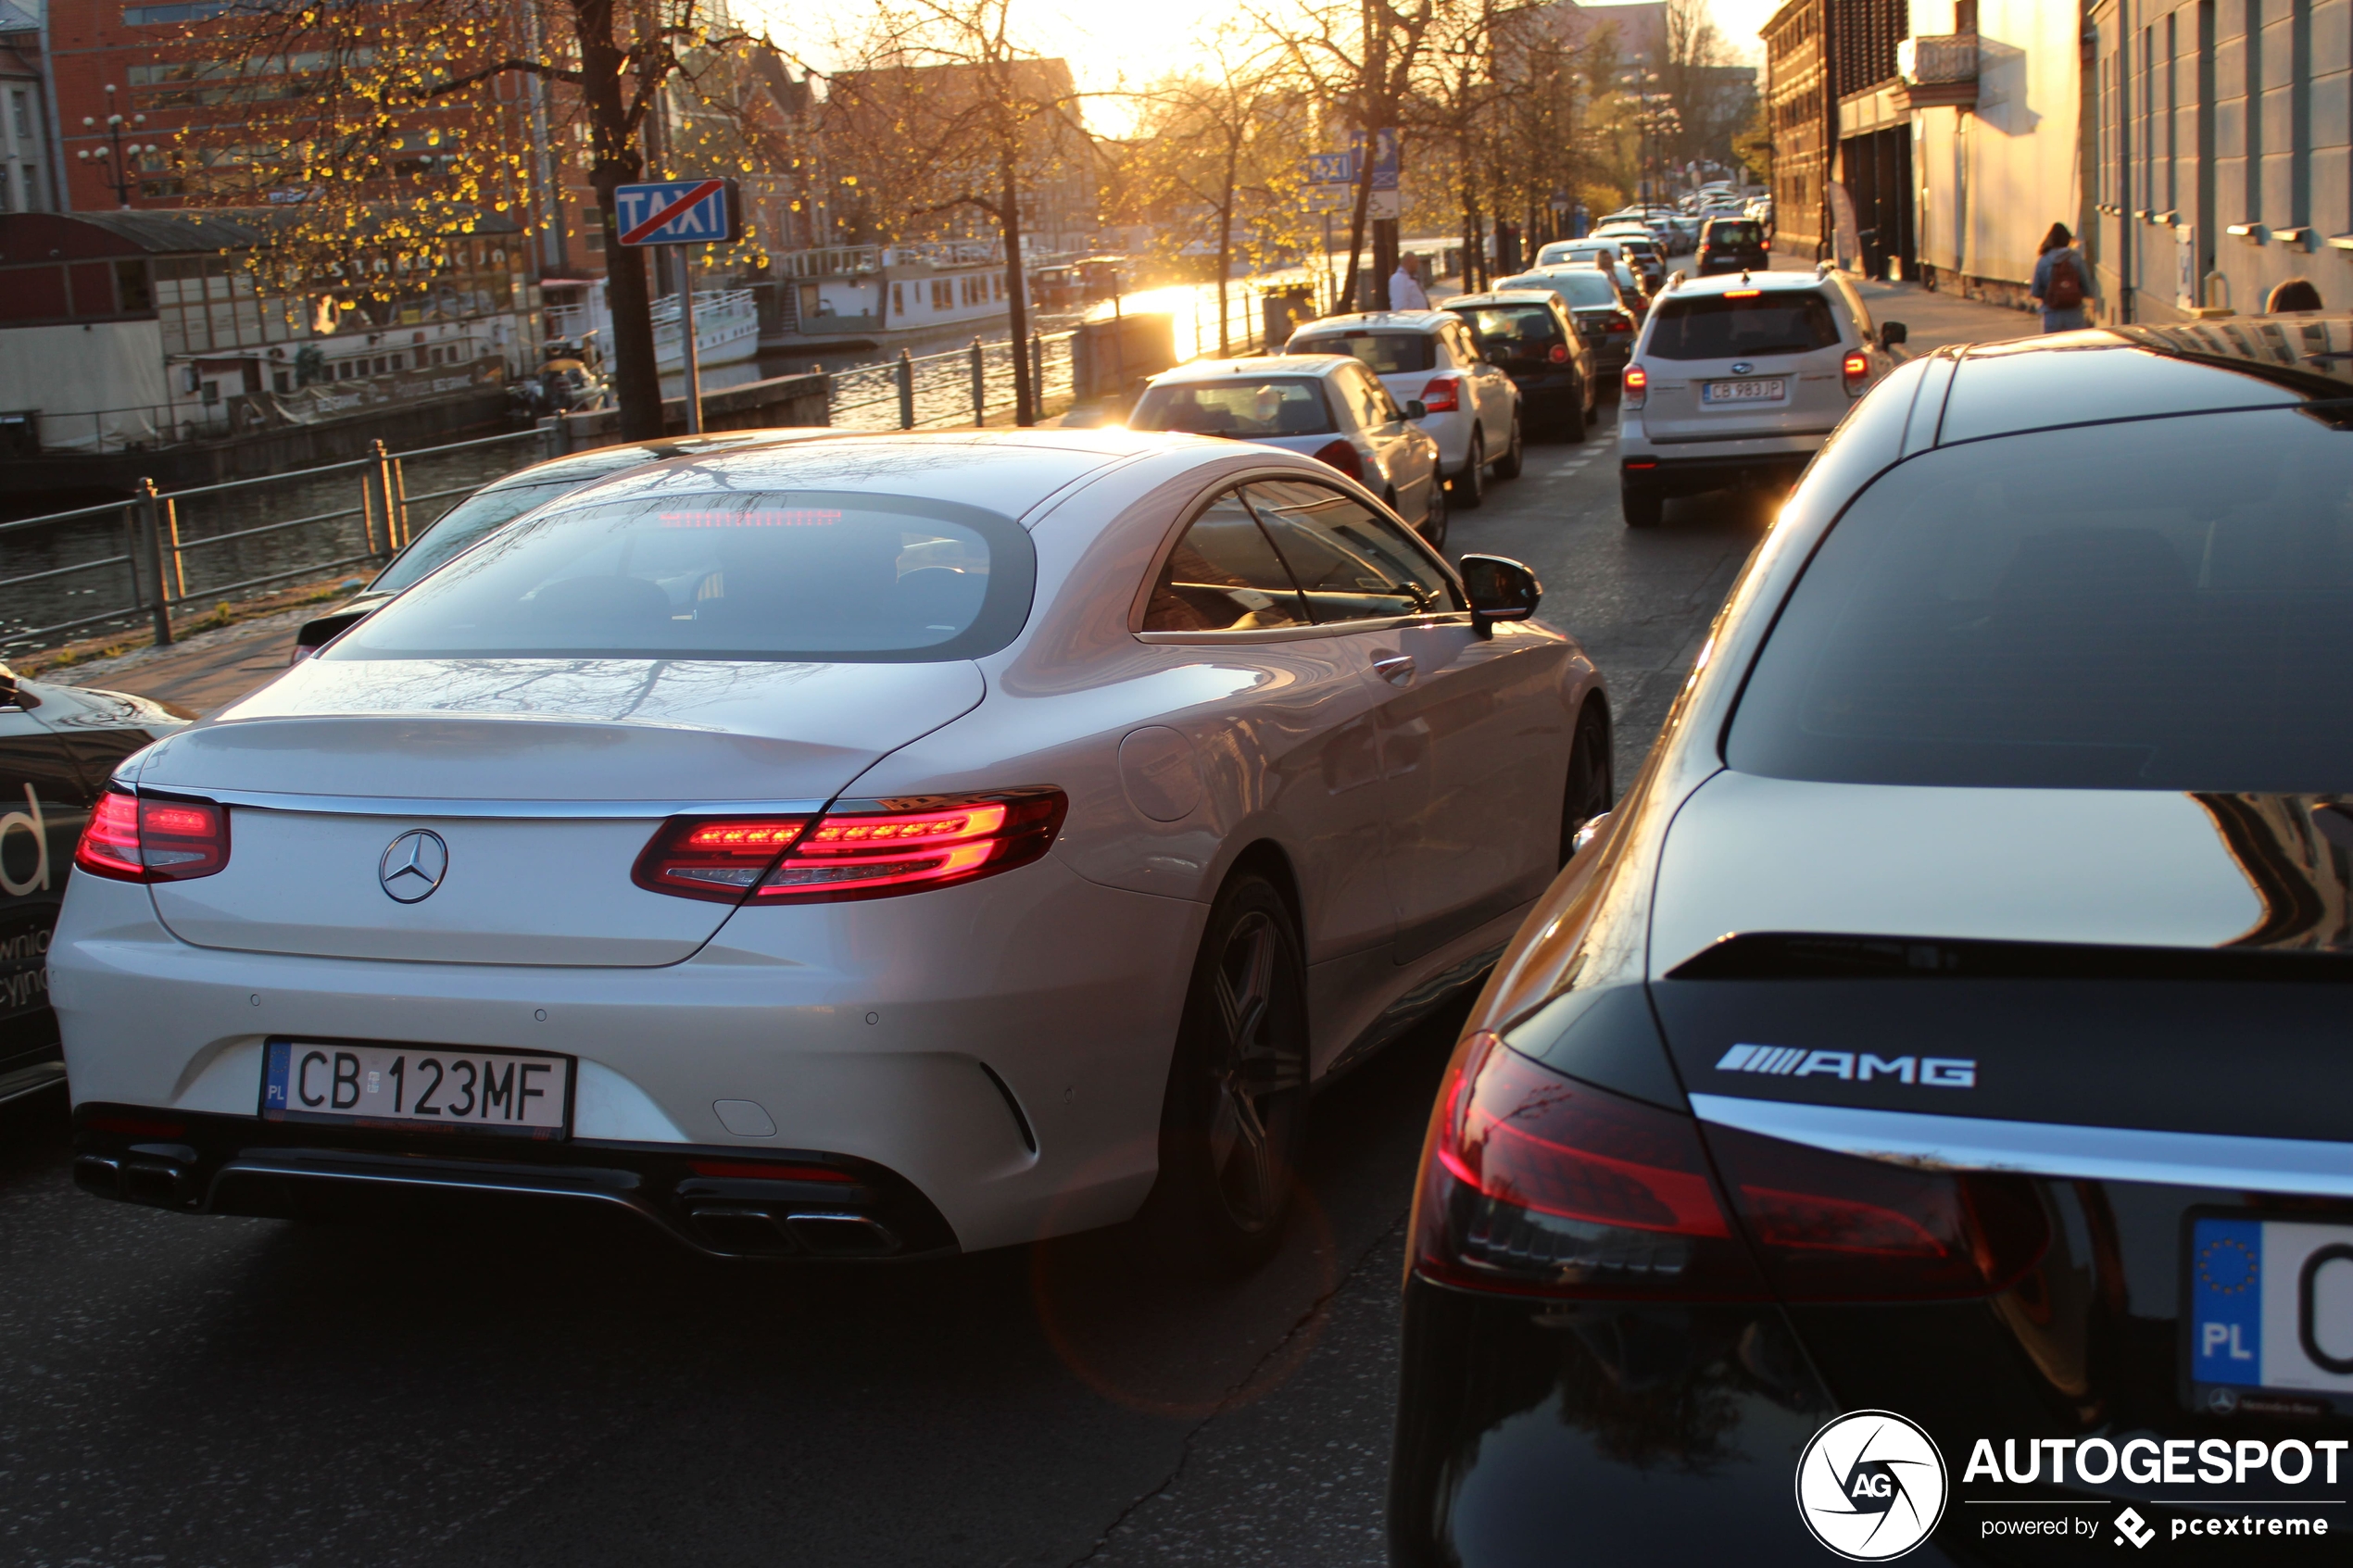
[
  {"left": 1404, "top": 399, "right": 1428, "bottom": 420},
  {"left": 1459, "top": 553, "right": 1542, "bottom": 636},
  {"left": 1880, "top": 320, "right": 1908, "bottom": 347}
]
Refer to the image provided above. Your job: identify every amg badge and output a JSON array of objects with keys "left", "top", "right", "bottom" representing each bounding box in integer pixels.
[{"left": 1714, "top": 1044, "right": 1976, "bottom": 1087}]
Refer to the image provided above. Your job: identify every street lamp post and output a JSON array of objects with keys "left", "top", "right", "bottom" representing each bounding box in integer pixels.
[{"left": 76, "top": 84, "right": 155, "bottom": 208}]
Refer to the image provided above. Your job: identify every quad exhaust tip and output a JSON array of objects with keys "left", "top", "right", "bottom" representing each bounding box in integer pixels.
[{"left": 685, "top": 1206, "right": 900, "bottom": 1258}]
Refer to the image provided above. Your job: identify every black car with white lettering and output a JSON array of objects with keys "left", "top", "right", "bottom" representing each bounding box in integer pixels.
[
  {"left": 1391, "top": 320, "right": 2353, "bottom": 1563},
  {"left": 0, "top": 667, "right": 182, "bottom": 1112}
]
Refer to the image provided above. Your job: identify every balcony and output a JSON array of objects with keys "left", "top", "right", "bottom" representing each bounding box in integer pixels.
[{"left": 1896, "top": 33, "right": 1979, "bottom": 110}]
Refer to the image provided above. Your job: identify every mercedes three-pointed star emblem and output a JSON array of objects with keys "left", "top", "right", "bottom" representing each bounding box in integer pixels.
[{"left": 378, "top": 829, "right": 449, "bottom": 903}]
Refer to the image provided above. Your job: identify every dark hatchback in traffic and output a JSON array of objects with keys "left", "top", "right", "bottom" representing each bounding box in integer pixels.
[
  {"left": 1695, "top": 215, "right": 1770, "bottom": 275},
  {"left": 1391, "top": 319, "right": 2353, "bottom": 1564},
  {"left": 1441, "top": 290, "right": 1595, "bottom": 440}
]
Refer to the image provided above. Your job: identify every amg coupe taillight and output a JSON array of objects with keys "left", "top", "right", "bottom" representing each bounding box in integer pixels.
[
  {"left": 1411, "top": 1032, "right": 1765, "bottom": 1298},
  {"left": 1546, "top": 343, "right": 1569, "bottom": 364},
  {"left": 1311, "top": 439, "right": 1365, "bottom": 481},
  {"left": 1706, "top": 1125, "right": 2050, "bottom": 1301},
  {"left": 1622, "top": 364, "right": 1648, "bottom": 409},
  {"left": 635, "top": 789, "right": 1066, "bottom": 906},
  {"left": 1843, "top": 350, "right": 1871, "bottom": 395},
  {"left": 72, "top": 787, "right": 230, "bottom": 882},
  {"left": 1417, "top": 375, "right": 1461, "bottom": 413}
]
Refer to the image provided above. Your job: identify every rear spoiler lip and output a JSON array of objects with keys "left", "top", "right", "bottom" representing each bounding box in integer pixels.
[
  {"left": 1665, "top": 931, "right": 2353, "bottom": 984},
  {"left": 1691, "top": 1092, "right": 2353, "bottom": 1198}
]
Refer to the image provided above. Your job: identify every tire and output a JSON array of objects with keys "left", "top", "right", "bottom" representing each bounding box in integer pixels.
[
  {"left": 1420, "top": 474, "right": 1450, "bottom": 550},
  {"left": 1560, "top": 388, "right": 1589, "bottom": 444},
  {"left": 1452, "top": 432, "right": 1486, "bottom": 508},
  {"left": 1559, "top": 700, "right": 1615, "bottom": 866},
  {"left": 1622, "top": 484, "right": 1663, "bottom": 528},
  {"left": 1137, "top": 872, "right": 1310, "bottom": 1274},
  {"left": 1491, "top": 415, "right": 1524, "bottom": 479}
]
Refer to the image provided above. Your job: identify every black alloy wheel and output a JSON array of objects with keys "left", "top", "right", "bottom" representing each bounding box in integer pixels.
[
  {"left": 1558, "top": 700, "right": 1615, "bottom": 865},
  {"left": 1492, "top": 415, "right": 1524, "bottom": 479},
  {"left": 1560, "top": 384, "right": 1589, "bottom": 444},
  {"left": 1453, "top": 432, "right": 1486, "bottom": 509},
  {"left": 1139, "top": 873, "right": 1310, "bottom": 1273}
]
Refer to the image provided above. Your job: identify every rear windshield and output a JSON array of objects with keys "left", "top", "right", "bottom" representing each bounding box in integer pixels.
[
  {"left": 1646, "top": 291, "right": 1842, "bottom": 360},
  {"left": 1290, "top": 331, "right": 1435, "bottom": 374},
  {"left": 328, "top": 490, "right": 1033, "bottom": 662},
  {"left": 1705, "top": 220, "right": 1764, "bottom": 246},
  {"left": 1516, "top": 271, "right": 1620, "bottom": 308},
  {"left": 1131, "top": 377, "right": 1338, "bottom": 437},
  {"left": 371, "top": 479, "right": 579, "bottom": 593},
  {"left": 1449, "top": 304, "right": 1562, "bottom": 351},
  {"left": 1726, "top": 408, "right": 2353, "bottom": 791}
]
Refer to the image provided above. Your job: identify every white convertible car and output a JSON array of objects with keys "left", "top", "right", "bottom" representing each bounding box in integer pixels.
[{"left": 55, "top": 431, "right": 1611, "bottom": 1269}]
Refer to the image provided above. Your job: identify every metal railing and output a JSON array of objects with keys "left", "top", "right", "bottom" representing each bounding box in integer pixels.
[
  {"left": 0, "top": 425, "right": 546, "bottom": 656},
  {"left": 829, "top": 330, "right": 1080, "bottom": 432}
]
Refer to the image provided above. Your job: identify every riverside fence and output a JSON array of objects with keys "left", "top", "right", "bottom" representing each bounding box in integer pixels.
[{"left": 0, "top": 428, "right": 541, "bottom": 656}]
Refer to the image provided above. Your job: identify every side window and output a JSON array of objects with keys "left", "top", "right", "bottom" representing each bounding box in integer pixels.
[
  {"left": 1833, "top": 279, "right": 1870, "bottom": 342},
  {"left": 1339, "top": 364, "right": 1395, "bottom": 428},
  {"left": 1140, "top": 488, "right": 1310, "bottom": 633},
  {"left": 1244, "top": 481, "right": 1464, "bottom": 624}
]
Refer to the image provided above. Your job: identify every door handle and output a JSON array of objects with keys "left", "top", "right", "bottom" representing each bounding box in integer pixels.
[{"left": 1372, "top": 654, "right": 1416, "bottom": 686}]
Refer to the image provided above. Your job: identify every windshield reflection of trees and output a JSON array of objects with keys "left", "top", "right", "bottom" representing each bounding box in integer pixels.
[{"left": 313, "top": 659, "right": 837, "bottom": 725}]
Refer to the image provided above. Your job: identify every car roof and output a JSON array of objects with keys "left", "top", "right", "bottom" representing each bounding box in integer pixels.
[
  {"left": 539, "top": 429, "right": 1177, "bottom": 521},
  {"left": 1290, "top": 310, "right": 1454, "bottom": 333},
  {"left": 1149, "top": 354, "right": 1356, "bottom": 382},
  {"left": 482, "top": 429, "right": 839, "bottom": 491},
  {"left": 1927, "top": 316, "right": 2353, "bottom": 445},
  {"left": 1663, "top": 270, "right": 1825, "bottom": 297},
  {"left": 1441, "top": 290, "right": 1563, "bottom": 307}
]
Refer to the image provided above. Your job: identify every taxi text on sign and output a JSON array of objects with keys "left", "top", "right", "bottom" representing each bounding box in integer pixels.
[{"left": 613, "top": 179, "right": 744, "bottom": 247}]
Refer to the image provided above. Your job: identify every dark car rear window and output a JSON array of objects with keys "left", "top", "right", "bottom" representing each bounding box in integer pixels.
[
  {"left": 1704, "top": 220, "right": 1764, "bottom": 246},
  {"left": 1130, "top": 377, "right": 1339, "bottom": 437},
  {"left": 1726, "top": 408, "right": 2353, "bottom": 791},
  {"left": 371, "top": 479, "right": 580, "bottom": 593},
  {"left": 1646, "top": 291, "right": 1841, "bottom": 360},
  {"left": 330, "top": 490, "right": 1033, "bottom": 663},
  {"left": 1289, "top": 331, "right": 1435, "bottom": 374},
  {"left": 1448, "top": 304, "right": 1562, "bottom": 353}
]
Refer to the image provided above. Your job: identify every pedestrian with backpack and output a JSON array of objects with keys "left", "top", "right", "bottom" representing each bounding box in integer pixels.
[{"left": 2031, "top": 223, "right": 2096, "bottom": 332}]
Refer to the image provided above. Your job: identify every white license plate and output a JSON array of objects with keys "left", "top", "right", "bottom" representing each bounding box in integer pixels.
[
  {"left": 262, "top": 1038, "right": 571, "bottom": 1135},
  {"left": 2188, "top": 1215, "right": 2353, "bottom": 1411},
  {"left": 1702, "top": 378, "right": 1787, "bottom": 404}
]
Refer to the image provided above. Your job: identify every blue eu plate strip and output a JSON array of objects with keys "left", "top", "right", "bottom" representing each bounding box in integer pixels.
[{"left": 2190, "top": 1216, "right": 2263, "bottom": 1386}]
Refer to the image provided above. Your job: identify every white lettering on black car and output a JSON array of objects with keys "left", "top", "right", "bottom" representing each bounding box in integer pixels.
[{"left": 1715, "top": 1044, "right": 1977, "bottom": 1088}]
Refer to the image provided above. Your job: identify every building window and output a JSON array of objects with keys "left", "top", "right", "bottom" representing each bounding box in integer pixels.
[
  {"left": 892, "top": 282, "right": 904, "bottom": 316},
  {"left": 122, "top": 1, "right": 231, "bottom": 23},
  {"left": 931, "top": 279, "right": 951, "bottom": 309}
]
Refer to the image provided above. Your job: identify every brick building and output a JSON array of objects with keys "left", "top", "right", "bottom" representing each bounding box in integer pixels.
[{"left": 1763, "top": 0, "right": 1915, "bottom": 274}]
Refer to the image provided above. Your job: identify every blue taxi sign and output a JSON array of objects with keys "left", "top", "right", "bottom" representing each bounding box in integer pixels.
[{"left": 613, "top": 179, "right": 742, "bottom": 246}]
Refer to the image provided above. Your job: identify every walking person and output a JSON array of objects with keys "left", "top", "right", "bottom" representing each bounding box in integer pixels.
[
  {"left": 2030, "top": 223, "right": 2096, "bottom": 332},
  {"left": 1389, "top": 254, "right": 1430, "bottom": 311}
]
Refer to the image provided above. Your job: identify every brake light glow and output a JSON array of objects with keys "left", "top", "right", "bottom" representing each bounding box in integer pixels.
[
  {"left": 1311, "top": 438, "right": 1365, "bottom": 481},
  {"left": 1417, "top": 376, "right": 1461, "bottom": 413},
  {"left": 1411, "top": 1032, "right": 1766, "bottom": 1298},
  {"left": 1724, "top": 288, "right": 1761, "bottom": 299},
  {"left": 635, "top": 789, "right": 1066, "bottom": 906},
  {"left": 1622, "top": 364, "right": 1648, "bottom": 409},
  {"left": 1707, "top": 1125, "right": 2051, "bottom": 1300},
  {"left": 72, "top": 787, "right": 230, "bottom": 882},
  {"left": 1546, "top": 344, "right": 1569, "bottom": 364},
  {"left": 1843, "top": 350, "right": 1871, "bottom": 395}
]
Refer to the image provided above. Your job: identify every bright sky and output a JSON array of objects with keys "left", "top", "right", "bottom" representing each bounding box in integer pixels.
[{"left": 745, "top": 0, "right": 1773, "bottom": 134}]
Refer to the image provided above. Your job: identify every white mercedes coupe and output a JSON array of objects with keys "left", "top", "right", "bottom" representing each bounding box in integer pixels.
[{"left": 55, "top": 431, "right": 1612, "bottom": 1269}]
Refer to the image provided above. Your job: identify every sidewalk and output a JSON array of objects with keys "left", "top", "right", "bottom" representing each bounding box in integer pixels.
[{"left": 1769, "top": 252, "right": 2034, "bottom": 355}]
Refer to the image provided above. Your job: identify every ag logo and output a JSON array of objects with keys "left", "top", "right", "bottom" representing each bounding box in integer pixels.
[{"left": 1795, "top": 1410, "right": 1948, "bottom": 1561}]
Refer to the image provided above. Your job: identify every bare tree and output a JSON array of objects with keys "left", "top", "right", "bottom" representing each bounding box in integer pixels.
[
  {"left": 824, "top": 0, "right": 1093, "bottom": 424},
  {"left": 1264, "top": 0, "right": 1445, "bottom": 312}
]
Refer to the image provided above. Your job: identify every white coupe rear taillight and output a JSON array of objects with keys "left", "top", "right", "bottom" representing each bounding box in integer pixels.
[
  {"left": 1418, "top": 376, "right": 1462, "bottom": 413},
  {"left": 73, "top": 786, "right": 231, "bottom": 882},
  {"left": 634, "top": 790, "right": 1067, "bottom": 905}
]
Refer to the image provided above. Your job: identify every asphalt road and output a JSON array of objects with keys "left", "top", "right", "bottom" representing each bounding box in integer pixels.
[{"left": 1, "top": 280, "right": 2027, "bottom": 1568}]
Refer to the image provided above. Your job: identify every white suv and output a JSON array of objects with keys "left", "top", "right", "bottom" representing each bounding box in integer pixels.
[
  {"left": 1617, "top": 269, "right": 1906, "bottom": 528},
  {"left": 1285, "top": 311, "right": 1521, "bottom": 510}
]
